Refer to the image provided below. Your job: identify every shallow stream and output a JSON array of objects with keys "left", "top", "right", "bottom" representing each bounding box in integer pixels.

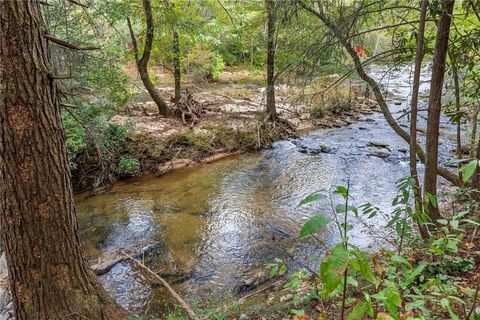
[{"left": 76, "top": 65, "right": 458, "bottom": 315}]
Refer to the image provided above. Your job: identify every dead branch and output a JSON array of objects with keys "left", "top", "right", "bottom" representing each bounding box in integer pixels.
[
  {"left": 44, "top": 34, "right": 100, "bottom": 50},
  {"left": 122, "top": 251, "right": 199, "bottom": 320}
]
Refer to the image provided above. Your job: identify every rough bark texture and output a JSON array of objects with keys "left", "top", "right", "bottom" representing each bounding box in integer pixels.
[
  {"left": 128, "top": 0, "right": 170, "bottom": 116},
  {"left": 298, "top": 0, "right": 461, "bottom": 187},
  {"left": 424, "top": 0, "right": 455, "bottom": 220},
  {"left": 410, "top": 0, "right": 429, "bottom": 239},
  {"left": 265, "top": 0, "right": 277, "bottom": 121},
  {"left": 0, "top": 1, "right": 126, "bottom": 319},
  {"left": 173, "top": 29, "right": 181, "bottom": 104}
]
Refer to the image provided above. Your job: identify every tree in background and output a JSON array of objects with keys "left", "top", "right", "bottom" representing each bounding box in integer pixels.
[
  {"left": 265, "top": 0, "right": 278, "bottom": 122},
  {"left": 423, "top": 0, "right": 455, "bottom": 220},
  {"left": 409, "top": 0, "right": 429, "bottom": 239},
  {"left": 128, "top": 0, "right": 170, "bottom": 116},
  {"left": 0, "top": 0, "right": 126, "bottom": 318}
]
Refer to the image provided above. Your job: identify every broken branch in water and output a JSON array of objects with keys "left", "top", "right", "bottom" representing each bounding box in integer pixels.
[{"left": 121, "top": 251, "right": 199, "bottom": 320}]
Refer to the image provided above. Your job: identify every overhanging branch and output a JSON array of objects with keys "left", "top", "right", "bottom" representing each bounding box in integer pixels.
[{"left": 45, "top": 34, "right": 100, "bottom": 51}]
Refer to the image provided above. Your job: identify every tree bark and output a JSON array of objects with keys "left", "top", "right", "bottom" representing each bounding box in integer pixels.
[
  {"left": 0, "top": 1, "right": 127, "bottom": 319},
  {"left": 128, "top": 0, "right": 170, "bottom": 116},
  {"left": 265, "top": 0, "right": 277, "bottom": 121},
  {"left": 298, "top": 0, "right": 461, "bottom": 187},
  {"left": 410, "top": 0, "right": 429, "bottom": 239},
  {"left": 470, "top": 109, "right": 479, "bottom": 159},
  {"left": 449, "top": 55, "right": 463, "bottom": 181},
  {"left": 424, "top": 0, "right": 455, "bottom": 221},
  {"left": 173, "top": 29, "right": 181, "bottom": 104}
]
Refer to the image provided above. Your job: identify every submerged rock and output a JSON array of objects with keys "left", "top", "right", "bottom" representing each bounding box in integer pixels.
[
  {"left": 369, "top": 150, "right": 390, "bottom": 159},
  {"left": 368, "top": 141, "right": 390, "bottom": 150}
]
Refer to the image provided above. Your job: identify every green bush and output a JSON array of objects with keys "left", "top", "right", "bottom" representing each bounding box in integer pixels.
[
  {"left": 63, "top": 115, "right": 87, "bottom": 169},
  {"left": 186, "top": 43, "right": 225, "bottom": 81},
  {"left": 118, "top": 155, "right": 140, "bottom": 175}
]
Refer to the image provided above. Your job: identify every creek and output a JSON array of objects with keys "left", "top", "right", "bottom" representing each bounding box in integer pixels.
[{"left": 76, "top": 65, "right": 459, "bottom": 315}]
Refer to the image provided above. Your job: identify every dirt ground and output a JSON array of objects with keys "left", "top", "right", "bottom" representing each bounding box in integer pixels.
[{"left": 112, "top": 67, "right": 378, "bottom": 140}]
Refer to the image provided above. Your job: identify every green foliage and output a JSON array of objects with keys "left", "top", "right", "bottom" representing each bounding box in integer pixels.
[
  {"left": 62, "top": 105, "right": 134, "bottom": 189},
  {"left": 459, "top": 160, "right": 479, "bottom": 182},
  {"left": 267, "top": 179, "right": 480, "bottom": 320},
  {"left": 118, "top": 155, "right": 140, "bottom": 175},
  {"left": 186, "top": 43, "right": 225, "bottom": 81},
  {"left": 299, "top": 215, "right": 331, "bottom": 238}
]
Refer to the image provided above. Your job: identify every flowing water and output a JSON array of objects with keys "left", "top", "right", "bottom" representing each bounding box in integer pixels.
[{"left": 76, "top": 65, "right": 459, "bottom": 315}]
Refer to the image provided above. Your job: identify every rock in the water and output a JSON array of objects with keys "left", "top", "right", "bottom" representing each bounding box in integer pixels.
[
  {"left": 368, "top": 141, "right": 390, "bottom": 149},
  {"left": 369, "top": 150, "right": 390, "bottom": 159},
  {"left": 394, "top": 100, "right": 402, "bottom": 105}
]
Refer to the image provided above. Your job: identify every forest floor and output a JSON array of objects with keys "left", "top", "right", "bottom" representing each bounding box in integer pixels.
[{"left": 110, "top": 67, "right": 378, "bottom": 176}]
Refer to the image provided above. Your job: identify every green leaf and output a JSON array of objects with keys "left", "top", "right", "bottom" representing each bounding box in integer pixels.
[
  {"left": 269, "top": 265, "right": 278, "bottom": 278},
  {"left": 351, "top": 250, "right": 376, "bottom": 283},
  {"left": 299, "top": 214, "right": 331, "bottom": 238},
  {"left": 298, "top": 192, "right": 326, "bottom": 206},
  {"left": 391, "top": 255, "right": 412, "bottom": 268},
  {"left": 290, "top": 309, "right": 305, "bottom": 316},
  {"left": 425, "top": 193, "right": 437, "bottom": 208},
  {"left": 334, "top": 185, "right": 349, "bottom": 198},
  {"left": 347, "top": 302, "right": 366, "bottom": 320},
  {"left": 460, "top": 160, "right": 478, "bottom": 182},
  {"left": 320, "top": 245, "right": 350, "bottom": 291},
  {"left": 336, "top": 204, "right": 356, "bottom": 214},
  {"left": 279, "top": 264, "right": 287, "bottom": 276}
]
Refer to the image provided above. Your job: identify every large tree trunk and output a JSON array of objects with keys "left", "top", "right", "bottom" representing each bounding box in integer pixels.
[
  {"left": 0, "top": 1, "right": 126, "bottom": 319},
  {"left": 128, "top": 0, "right": 170, "bottom": 116},
  {"left": 265, "top": 0, "right": 277, "bottom": 121},
  {"left": 410, "top": 0, "right": 429, "bottom": 239},
  {"left": 424, "top": 0, "right": 455, "bottom": 221}
]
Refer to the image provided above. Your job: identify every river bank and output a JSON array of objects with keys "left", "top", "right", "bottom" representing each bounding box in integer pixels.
[{"left": 72, "top": 70, "right": 378, "bottom": 193}]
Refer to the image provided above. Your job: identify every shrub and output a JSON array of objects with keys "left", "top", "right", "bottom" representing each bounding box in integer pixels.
[
  {"left": 186, "top": 43, "right": 225, "bottom": 81},
  {"left": 118, "top": 155, "right": 140, "bottom": 175}
]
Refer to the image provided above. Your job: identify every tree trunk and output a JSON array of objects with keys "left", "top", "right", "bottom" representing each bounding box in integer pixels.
[
  {"left": 474, "top": 129, "right": 480, "bottom": 190},
  {"left": 450, "top": 56, "right": 463, "bottom": 180},
  {"left": 173, "top": 29, "right": 181, "bottom": 104},
  {"left": 424, "top": 0, "right": 455, "bottom": 221},
  {"left": 0, "top": 1, "right": 127, "bottom": 319},
  {"left": 410, "top": 0, "right": 429, "bottom": 239},
  {"left": 128, "top": 0, "right": 170, "bottom": 116},
  {"left": 265, "top": 0, "right": 277, "bottom": 121},
  {"left": 470, "top": 109, "right": 479, "bottom": 159}
]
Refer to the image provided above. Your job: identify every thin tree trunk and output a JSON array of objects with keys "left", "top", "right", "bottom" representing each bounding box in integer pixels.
[
  {"left": 173, "top": 29, "right": 181, "bottom": 104},
  {"left": 127, "top": 0, "right": 170, "bottom": 116},
  {"left": 474, "top": 129, "right": 480, "bottom": 189},
  {"left": 410, "top": 0, "right": 429, "bottom": 239},
  {"left": 0, "top": 1, "right": 126, "bottom": 319},
  {"left": 265, "top": 0, "right": 277, "bottom": 121},
  {"left": 470, "top": 109, "right": 479, "bottom": 159},
  {"left": 424, "top": 0, "right": 455, "bottom": 221},
  {"left": 450, "top": 56, "right": 463, "bottom": 180},
  {"left": 298, "top": 0, "right": 461, "bottom": 187}
]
